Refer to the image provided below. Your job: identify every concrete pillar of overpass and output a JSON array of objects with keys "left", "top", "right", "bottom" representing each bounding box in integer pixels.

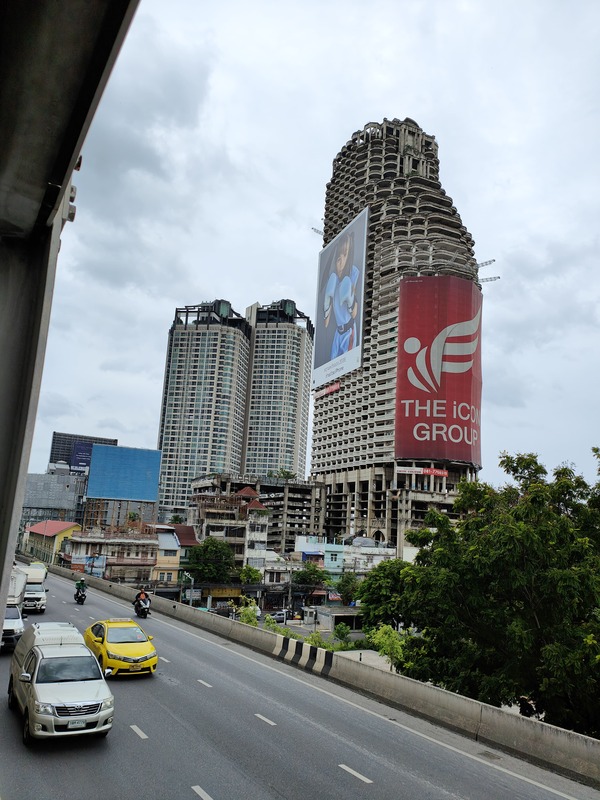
[{"left": 0, "top": 214, "right": 62, "bottom": 610}]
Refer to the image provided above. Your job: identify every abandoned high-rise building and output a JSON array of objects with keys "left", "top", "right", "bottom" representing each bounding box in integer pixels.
[{"left": 311, "top": 118, "right": 483, "bottom": 556}]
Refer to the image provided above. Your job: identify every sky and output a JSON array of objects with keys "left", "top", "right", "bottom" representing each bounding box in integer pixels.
[{"left": 28, "top": 0, "right": 600, "bottom": 489}]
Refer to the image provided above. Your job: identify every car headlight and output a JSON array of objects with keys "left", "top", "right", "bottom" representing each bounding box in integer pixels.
[
  {"left": 34, "top": 701, "right": 54, "bottom": 715},
  {"left": 141, "top": 650, "right": 157, "bottom": 662},
  {"left": 107, "top": 650, "right": 124, "bottom": 661},
  {"left": 107, "top": 650, "right": 156, "bottom": 663},
  {"left": 101, "top": 696, "right": 115, "bottom": 711}
]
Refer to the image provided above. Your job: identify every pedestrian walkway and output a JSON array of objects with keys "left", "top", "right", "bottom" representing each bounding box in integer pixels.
[{"left": 334, "top": 648, "right": 392, "bottom": 671}]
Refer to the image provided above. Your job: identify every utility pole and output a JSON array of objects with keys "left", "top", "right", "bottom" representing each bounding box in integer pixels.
[
  {"left": 287, "top": 563, "right": 293, "bottom": 611},
  {"left": 183, "top": 571, "right": 194, "bottom": 606}
]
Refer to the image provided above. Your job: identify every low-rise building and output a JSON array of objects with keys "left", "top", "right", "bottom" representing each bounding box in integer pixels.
[
  {"left": 150, "top": 527, "right": 181, "bottom": 585},
  {"left": 190, "top": 487, "right": 270, "bottom": 573},
  {"left": 294, "top": 534, "right": 398, "bottom": 582},
  {"left": 24, "top": 521, "right": 81, "bottom": 565},
  {"left": 171, "top": 524, "right": 198, "bottom": 567},
  {"left": 61, "top": 527, "right": 158, "bottom": 583},
  {"left": 189, "top": 473, "right": 325, "bottom": 553}
]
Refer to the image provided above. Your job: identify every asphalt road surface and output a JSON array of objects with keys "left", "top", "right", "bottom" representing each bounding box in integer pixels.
[{"left": 1, "top": 574, "right": 598, "bottom": 800}]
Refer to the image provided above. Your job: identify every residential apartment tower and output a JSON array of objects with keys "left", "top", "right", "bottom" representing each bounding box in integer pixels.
[{"left": 158, "top": 299, "right": 313, "bottom": 521}]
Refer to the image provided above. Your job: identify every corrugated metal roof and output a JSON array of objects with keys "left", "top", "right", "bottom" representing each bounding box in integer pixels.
[{"left": 157, "top": 532, "right": 180, "bottom": 550}]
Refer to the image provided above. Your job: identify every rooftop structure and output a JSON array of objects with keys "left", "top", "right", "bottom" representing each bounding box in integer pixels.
[{"left": 189, "top": 473, "right": 325, "bottom": 553}]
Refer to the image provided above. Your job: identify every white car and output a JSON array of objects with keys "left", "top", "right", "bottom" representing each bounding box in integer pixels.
[
  {"left": 269, "top": 610, "right": 288, "bottom": 623},
  {"left": 7, "top": 622, "right": 114, "bottom": 745}
]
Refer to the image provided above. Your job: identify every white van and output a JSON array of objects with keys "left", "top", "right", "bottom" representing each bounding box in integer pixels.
[{"left": 7, "top": 622, "right": 115, "bottom": 745}]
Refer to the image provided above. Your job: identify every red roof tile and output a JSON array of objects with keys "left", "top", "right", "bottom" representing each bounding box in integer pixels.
[
  {"left": 28, "top": 521, "right": 79, "bottom": 538},
  {"left": 235, "top": 486, "right": 259, "bottom": 498},
  {"left": 247, "top": 499, "right": 267, "bottom": 510}
]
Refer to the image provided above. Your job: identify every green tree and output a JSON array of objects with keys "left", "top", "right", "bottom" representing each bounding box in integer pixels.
[
  {"left": 187, "top": 537, "right": 234, "bottom": 583},
  {"left": 239, "top": 565, "right": 262, "bottom": 585},
  {"left": 169, "top": 514, "right": 184, "bottom": 524},
  {"left": 292, "top": 562, "right": 330, "bottom": 602},
  {"left": 333, "top": 622, "right": 352, "bottom": 645},
  {"left": 368, "top": 625, "right": 406, "bottom": 672},
  {"left": 379, "top": 452, "right": 600, "bottom": 737},
  {"left": 355, "top": 559, "right": 408, "bottom": 631},
  {"left": 238, "top": 600, "right": 260, "bottom": 627},
  {"left": 304, "top": 630, "right": 332, "bottom": 649},
  {"left": 276, "top": 468, "right": 296, "bottom": 480},
  {"left": 335, "top": 571, "right": 362, "bottom": 605}
]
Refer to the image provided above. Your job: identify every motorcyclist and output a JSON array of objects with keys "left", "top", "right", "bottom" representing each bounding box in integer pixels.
[
  {"left": 75, "top": 577, "right": 87, "bottom": 599},
  {"left": 134, "top": 587, "right": 151, "bottom": 614}
]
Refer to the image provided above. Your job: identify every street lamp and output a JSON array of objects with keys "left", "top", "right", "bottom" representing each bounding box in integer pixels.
[{"left": 183, "top": 571, "right": 194, "bottom": 606}]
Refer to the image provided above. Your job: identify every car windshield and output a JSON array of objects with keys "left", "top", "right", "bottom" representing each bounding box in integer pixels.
[
  {"left": 106, "top": 626, "right": 148, "bottom": 644},
  {"left": 36, "top": 656, "right": 102, "bottom": 683},
  {"left": 5, "top": 607, "right": 19, "bottom": 619}
]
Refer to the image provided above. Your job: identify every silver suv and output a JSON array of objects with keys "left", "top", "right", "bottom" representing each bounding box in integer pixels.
[{"left": 7, "top": 622, "right": 114, "bottom": 745}]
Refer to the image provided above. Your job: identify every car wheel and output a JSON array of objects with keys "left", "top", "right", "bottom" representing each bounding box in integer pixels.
[
  {"left": 7, "top": 677, "right": 16, "bottom": 711},
  {"left": 22, "top": 711, "right": 34, "bottom": 747}
]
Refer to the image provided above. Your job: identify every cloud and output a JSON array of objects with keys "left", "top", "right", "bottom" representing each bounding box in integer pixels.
[{"left": 27, "top": 0, "right": 600, "bottom": 493}]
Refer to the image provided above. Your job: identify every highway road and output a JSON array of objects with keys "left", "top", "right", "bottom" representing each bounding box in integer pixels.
[{"left": 1, "top": 574, "right": 598, "bottom": 800}]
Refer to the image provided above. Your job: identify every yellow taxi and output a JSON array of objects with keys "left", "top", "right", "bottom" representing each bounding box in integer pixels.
[{"left": 83, "top": 618, "right": 158, "bottom": 677}]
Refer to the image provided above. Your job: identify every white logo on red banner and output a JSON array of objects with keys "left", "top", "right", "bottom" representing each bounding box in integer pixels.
[{"left": 404, "top": 308, "right": 481, "bottom": 393}]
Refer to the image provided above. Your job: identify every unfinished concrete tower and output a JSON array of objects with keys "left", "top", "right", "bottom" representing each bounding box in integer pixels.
[{"left": 311, "top": 118, "right": 482, "bottom": 556}]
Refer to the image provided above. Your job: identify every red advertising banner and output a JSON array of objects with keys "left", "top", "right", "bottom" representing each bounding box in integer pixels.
[{"left": 395, "top": 276, "right": 482, "bottom": 466}]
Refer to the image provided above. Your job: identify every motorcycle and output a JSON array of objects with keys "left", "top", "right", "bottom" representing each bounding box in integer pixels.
[
  {"left": 133, "top": 599, "right": 150, "bottom": 619},
  {"left": 74, "top": 589, "right": 86, "bottom": 605}
]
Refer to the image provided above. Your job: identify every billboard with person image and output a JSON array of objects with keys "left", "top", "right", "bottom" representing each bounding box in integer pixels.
[{"left": 312, "top": 208, "right": 368, "bottom": 389}]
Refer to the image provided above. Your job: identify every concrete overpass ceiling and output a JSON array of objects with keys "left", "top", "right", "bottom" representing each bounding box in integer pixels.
[
  {"left": 0, "top": 0, "right": 140, "bottom": 239},
  {"left": 0, "top": 0, "right": 139, "bottom": 623}
]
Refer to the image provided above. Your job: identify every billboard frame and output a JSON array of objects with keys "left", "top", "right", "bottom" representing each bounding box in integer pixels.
[{"left": 312, "top": 207, "right": 369, "bottom": 389}]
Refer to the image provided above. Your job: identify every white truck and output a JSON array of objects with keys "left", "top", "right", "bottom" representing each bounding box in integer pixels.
[
  {"left": 2, "top": 567, "right": 28, "bottom": 651},
  {"left": 22, "top": 564, "right": 47, "bottom": 614},
  {"left": 8, "top": 622, "right": 115, "bottom": 744}
]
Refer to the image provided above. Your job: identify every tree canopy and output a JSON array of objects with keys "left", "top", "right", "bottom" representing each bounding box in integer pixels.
[
  {"left": 239, "top": 565, "right": 262, "bottom": 585},
  {"left": 357, "top": 452, "right": 600, "bottom": 737},
  {"left": 335, "top": 571, "right": 362, "bottom": 605},
  {"left": 292, "top": 562, "right": 330, "bottom": 601},
  {"left": 187, "top": 537, "right": 235, "bottom": 583}
]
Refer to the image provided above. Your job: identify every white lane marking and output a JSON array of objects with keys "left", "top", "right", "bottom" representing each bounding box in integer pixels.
[
  {"left": 339, "top": 764, "right": 373, "bottom": 784},
  {"left": 255, "top": 713, "right": 276, "bottom": 726},
  {"left": 130, "top": 725, "right": 148, "bottom": 739},
  {"left": 197, "top": 679, "right": 212, "bottom": 688},
  {"left": 50, "top": 576, "right": 583, "bottom": 800},
  {"left": 191, "top": 787, "right": 214, "bottom": 800},
  {"left": 150, "top": 618, "right": 585, "bottom": 799},
  {"left": 159, "top": 656, "right": 170, "bottom": 663}
]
